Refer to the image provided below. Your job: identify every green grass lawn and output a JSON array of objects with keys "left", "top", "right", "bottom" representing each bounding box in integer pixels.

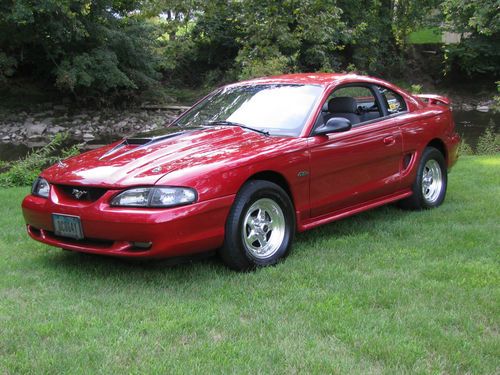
[
  {"left": 1, "top": 156, "right": 499, "bottom": 374},
  {"left": 408, "top": 27, "right": 443, "bottom": 44}
]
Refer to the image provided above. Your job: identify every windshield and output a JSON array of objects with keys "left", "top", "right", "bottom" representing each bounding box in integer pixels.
[{"left": 174, "top": 84, "right": 323, "bottom": 136}]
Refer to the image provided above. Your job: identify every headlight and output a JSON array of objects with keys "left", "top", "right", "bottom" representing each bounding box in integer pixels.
[
  {"left": 110, "top": 187, "right": 197, "bottom": 208},
  {"left": 32, "top": 177, "right": 50, "bottom": 198}
]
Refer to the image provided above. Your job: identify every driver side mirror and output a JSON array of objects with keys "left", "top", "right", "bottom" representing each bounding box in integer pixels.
[{"left": 313, "top": 117, "right": 352, "bottom": 136}]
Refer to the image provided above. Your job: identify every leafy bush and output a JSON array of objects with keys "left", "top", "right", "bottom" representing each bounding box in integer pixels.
[
  {"left": 494, "top": 81, "right": 500, "bottom": 112},
  {"left": 238, "top": 54, "right": 290, "bottom": 80},
  {"left": 410, "top": 84, "right": 423, "bottom": 94},
  {"left": 476, "top": 124, "right": 500, "bottom": 155},
  {"left": 0, "top": 0, "right": 161, "bottom": 100},
  {"left": 458, "top": 138, "right": 474, "bottom": 156},
  {"left": 442, "top": 0, "right": 500, "bottom": 78},
  {"left": 0, "top": 134, "right": 80, "bottom": 187},
  {"left": 444, "top": 35, "right": 500, "bottom": 77}
]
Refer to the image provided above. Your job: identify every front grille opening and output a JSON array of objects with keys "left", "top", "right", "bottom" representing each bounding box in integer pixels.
[
  {"left": 56, "top": 185, "right": 107, "bottom": 202},
  {"left": 47, "top": 230, "right": 115, "bottom": 248}
]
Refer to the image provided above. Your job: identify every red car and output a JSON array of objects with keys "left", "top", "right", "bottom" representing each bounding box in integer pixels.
[{"left": 22, "top": 73, "right": 460, "bottom": 270}]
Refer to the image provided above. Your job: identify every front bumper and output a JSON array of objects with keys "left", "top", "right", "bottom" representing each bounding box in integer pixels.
[{"left": 22, "top": 187, "right": 234, "bottom": 259}]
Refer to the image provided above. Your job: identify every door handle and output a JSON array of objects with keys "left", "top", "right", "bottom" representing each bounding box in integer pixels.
[{"left": 383, "top": 136, "right": 396, "bottom": 145}]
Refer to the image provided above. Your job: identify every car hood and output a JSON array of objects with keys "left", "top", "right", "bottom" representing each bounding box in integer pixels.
[{"left": 42, "top": 126, "right": 298, "bottom": 187}]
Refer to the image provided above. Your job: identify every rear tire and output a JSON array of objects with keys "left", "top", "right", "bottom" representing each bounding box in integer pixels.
[
  {"left": 219, "top": 180, "right": 295, "bottom": 271},
  {"left": 399, "top": 147, "right": 447, "bottom": 210}
]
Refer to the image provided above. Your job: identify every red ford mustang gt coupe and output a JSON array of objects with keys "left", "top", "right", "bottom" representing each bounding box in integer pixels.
[{"left": 22, "top": 73, "right": 460, "bottom": 270}]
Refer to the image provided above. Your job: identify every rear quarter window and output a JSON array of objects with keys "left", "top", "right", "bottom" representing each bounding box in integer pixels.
[{"left": 378, "top": 86, "right": 408, "bottom": 114}]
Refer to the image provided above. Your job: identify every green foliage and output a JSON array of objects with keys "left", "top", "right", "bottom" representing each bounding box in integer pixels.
[
  {"left": 441, "top": 0, "right": 499, "bottom": 36},
  {"left": 1, "top": 0, "right": 499, "bottom": 101},
  {"left": 0, "top": 160, "right": 9, "bottom": 172},
  {"left": 458, "top": 138, "right": 474, "bottom": 156},
  {"left": 0, "top": 0, "right": 161, "bottom": 99},
  {"left": 444, "top": 34, "right": 500, "bottom": 76},
  {"left": 238, "top": 55, "right": 290, "bottom": 80},
  {"left": 410, "top": 84, "right": 423, "bottom": 94},
  {"left": 494, "top": 81, "right": 500, "bottom": 112},
  {"left": 408, "top": 27, "right": 442, "bottom": 44},
  {"left": 235, "top": 0, "right": 346, "bottom": 76},
  {"left": 0, "top": 134, "right": 80, "bottom": 187},
  {"left": 56, "top": 48, "right": 135, "bottom": 92},
  {"left": 442, "top": 0, "right": 500, "bottom": 77},
  {"left": 476, "top": 124, "right": 500, "bottom": 155},
  {"left": 458, "top": 125, "right": 500, "bottom": 156}
]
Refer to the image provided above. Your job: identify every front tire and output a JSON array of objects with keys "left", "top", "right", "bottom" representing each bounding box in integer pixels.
[
  {"left": 219, "top": 180, "right": 295, "bottom": 271},
  {"left": 399, "top": 146, "right": 447, "bottom": 210}
]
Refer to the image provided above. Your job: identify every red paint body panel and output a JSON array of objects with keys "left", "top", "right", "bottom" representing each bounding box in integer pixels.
[
  {"left": 308, "top": 117, "right": 403, "bottom": 216},
  {"left": 23, "top": 189, "right": 234, "bottom": 258},
  {"left": 21, "top": 73, "right": 460, "bottom": 259}
]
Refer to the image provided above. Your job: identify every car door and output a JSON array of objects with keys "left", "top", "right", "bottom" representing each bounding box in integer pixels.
[{"left": 308, "top": 83, "right": 403, "bottom": 218}]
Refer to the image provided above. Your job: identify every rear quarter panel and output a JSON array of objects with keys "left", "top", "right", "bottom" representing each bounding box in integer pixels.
[{"left": 398, "top": 105, "right": 458, "bottom": 188}]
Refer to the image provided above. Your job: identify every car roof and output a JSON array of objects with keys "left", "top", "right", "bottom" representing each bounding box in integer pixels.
[{"left": 231, "top": 73, "right": 387, "bottom": 87}]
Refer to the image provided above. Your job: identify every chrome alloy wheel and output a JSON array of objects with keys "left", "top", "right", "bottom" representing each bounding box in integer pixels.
[
  {"left": 242, "top": 198, "right": 286, "bottom": 259},
  {"left": 422, "top": 159, "right": 443, "bottom": 204}
]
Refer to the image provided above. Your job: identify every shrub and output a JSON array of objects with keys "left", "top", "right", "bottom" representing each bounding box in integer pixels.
[
  {"left": 1, "top": 1, "right": 161, "bottom": 100},
  {"left": 410, "top": 84, "right": 423, "bottom": 94},
  {"left": 476, "top": 124, "right": 500, "bottom": 155},
  {"left": 458, "top": 138, "right": 474, "bottom": 156},
  {"left": 494, "top": 81, "right": 500, "bottom": 112},
  {"left": 0, "top": 134, "right": 80, "bottom": 187},
  {"left": 238, "top": 54, "right": 290, "bottom": 80}
]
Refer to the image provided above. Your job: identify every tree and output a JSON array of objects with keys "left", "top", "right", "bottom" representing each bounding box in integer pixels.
[
  {"left": 232, "top": 0, "right": 347, "bottom": 79},
  {"left": 441, "top": 0, "right": 500, "bottom": 77},
  {"left": 0, "top": 0, "right": 161, "bottom": 97}
]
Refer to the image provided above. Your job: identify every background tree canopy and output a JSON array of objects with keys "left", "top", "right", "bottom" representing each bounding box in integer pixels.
[{"left": 0, "top": 0, "right": 498, "bottom": 101}]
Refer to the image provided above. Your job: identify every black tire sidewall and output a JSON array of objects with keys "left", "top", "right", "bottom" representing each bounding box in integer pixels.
[{"left": 221, "top": 180, "right": 295, "bottom": 270}]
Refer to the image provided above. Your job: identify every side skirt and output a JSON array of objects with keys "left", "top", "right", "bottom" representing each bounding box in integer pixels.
[{"left": 297, "top": 189, "right": 412, "bottom": 232}]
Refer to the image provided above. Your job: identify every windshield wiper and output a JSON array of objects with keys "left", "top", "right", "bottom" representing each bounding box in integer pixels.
[{"left": 206, "top": 121, "right": 269, "bottom": 136}]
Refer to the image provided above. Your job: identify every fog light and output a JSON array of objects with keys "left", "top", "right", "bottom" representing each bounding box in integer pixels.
[{"left": 132, "top": 241, "right": 152, "bottom": 250}]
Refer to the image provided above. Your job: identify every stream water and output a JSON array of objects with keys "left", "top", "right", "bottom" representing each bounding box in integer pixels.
[{"left": 0, "top": 110, "right": 498, "bottom": 162}]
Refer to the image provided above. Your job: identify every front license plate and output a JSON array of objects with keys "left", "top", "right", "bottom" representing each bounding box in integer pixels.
[{"left": 52, "top": 214, "right": 84, "bottom": 240}]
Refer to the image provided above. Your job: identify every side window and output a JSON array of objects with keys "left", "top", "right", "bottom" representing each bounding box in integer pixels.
[
  {"left": 320, "top": 85, "right": 381, "bottom": 126},
  {"left": 332, "top": 86, "right": 377, "bottom": 112},
  {"left": 378, "top": 86, "right": 407, "bottom": 114}
]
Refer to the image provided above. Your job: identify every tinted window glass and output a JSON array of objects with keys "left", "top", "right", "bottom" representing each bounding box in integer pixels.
[
  {"left": 378, "top": 86, "right": 407, "bottom": 114},
  {"left": 321, "top": 85, "right": 381, "bottom": 125},
  {"left": 175, "top": 84, "right": 323, "bottom": 136},
  {"left": 332, "top": 86, "right": 377, "bottom": 110}
]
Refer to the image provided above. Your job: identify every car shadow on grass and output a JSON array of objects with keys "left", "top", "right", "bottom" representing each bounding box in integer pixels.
[
  {"left": 37, "top": 203, "right": 419, "bottom": 279},
  {"left": 294, "top": 203, "right": 409, "bottom": 245}
]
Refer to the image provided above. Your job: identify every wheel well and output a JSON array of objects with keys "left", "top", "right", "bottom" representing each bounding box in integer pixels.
[
  {"left": 427, "top": 138, "right": 447, "bottom": 162},
  {"left": 246, "top": 171, "right": 293, "bottom": 201}
]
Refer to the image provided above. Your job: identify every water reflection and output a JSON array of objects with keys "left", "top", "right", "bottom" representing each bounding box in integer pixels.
[
  {"left": 453, "top": 110, "right": 499, "bottom": 148},
  {"left": 1, "top": 109, "right": 498, "bottom": 162}
]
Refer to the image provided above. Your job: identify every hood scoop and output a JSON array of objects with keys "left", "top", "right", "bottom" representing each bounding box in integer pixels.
[
  {"left": 126, "top": 137, "right": 152, "bottom": 145},
  {"left": 127, "top": 129, "right": 189, "bottom": 145},
  {"left": 98, "top": 129, "right": 190, "bottom": 161}
]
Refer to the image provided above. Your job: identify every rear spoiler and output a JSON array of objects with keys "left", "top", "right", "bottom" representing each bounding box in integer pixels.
[{"left": 414, "top": 94, "right": 451, "bottom": 106}]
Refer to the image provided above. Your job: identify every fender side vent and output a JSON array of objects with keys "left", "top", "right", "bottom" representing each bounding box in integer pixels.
[{"left": 403, "top": 153, "right": 413, "bottom": 170}]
